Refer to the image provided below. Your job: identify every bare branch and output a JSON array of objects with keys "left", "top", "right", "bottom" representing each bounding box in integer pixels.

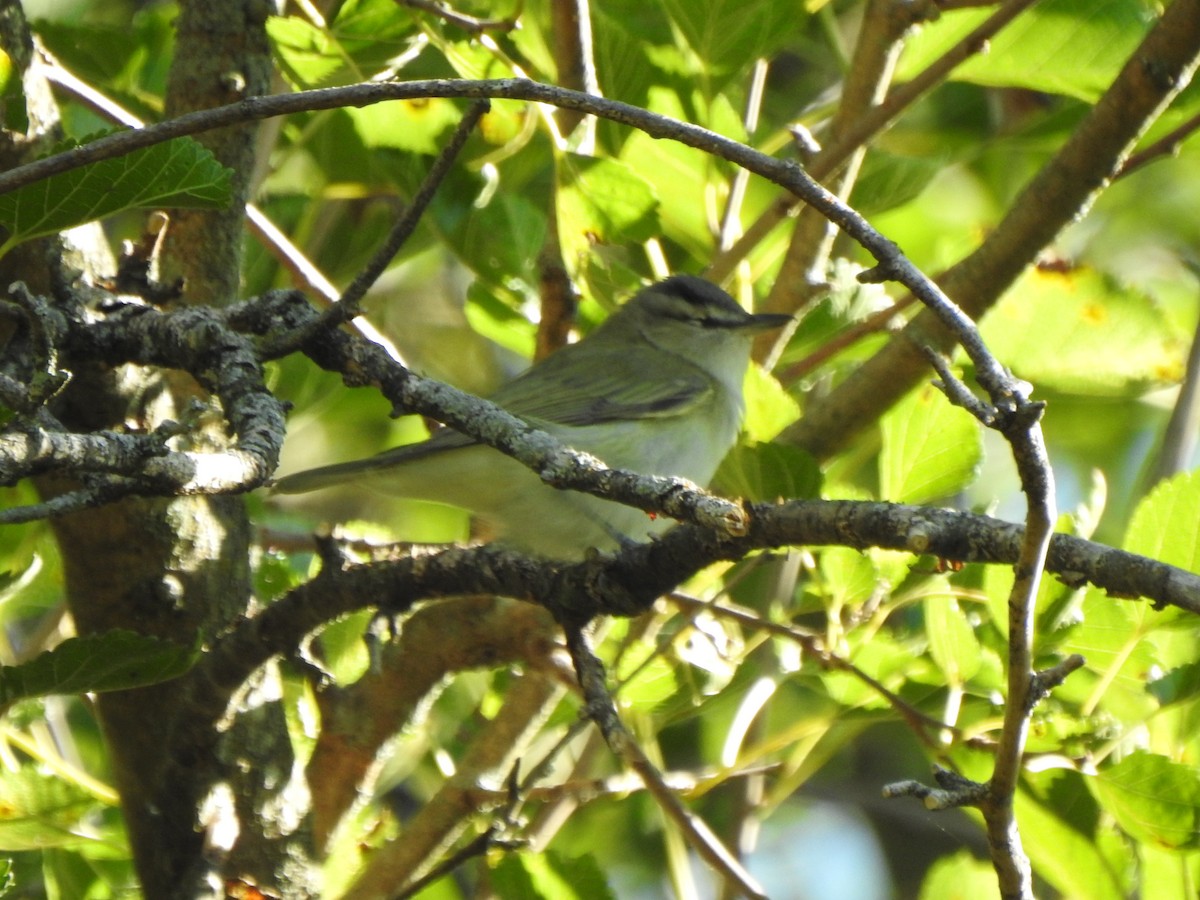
[
  {"left": 670, "top": 592, "right": 954, "bottom": 748},
  {"left": 1116, "top": 110, "right": 1200, "bottom": 178},
  {"left": 261, "top": 100, "right": 490, "bottom": 357},
  {"left": 347, "top": 672, "right": 562, "bottom": 898},
  {"left": 564, "top": 626, "right": 767, "bottom": 900},
  {"left": 396, "top": 0, "right": 518, "bottom": 35},
  {"left": 711, "top": 0, "right": 1039, "bottom": 284},
  {"left": 0, "top": 283, "right": 285, "bottom": 514},
  {"left": 790, "top": 0, "right": 1200, "bottom": 458},
  {"left": 202, "top": 498, "right": 1200, "bottom": 747}
]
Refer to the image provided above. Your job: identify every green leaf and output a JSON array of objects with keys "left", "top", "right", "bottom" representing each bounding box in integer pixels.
[
  {"left": 1061, "top": 590, "right": 1157, "bottom": 722},
  {"left": 713, "top": 441, "right": 822, "bottom": 504},
  {"left": 0, "top": 767, "right": 110, "bottom": 852},
  {"left": 1090, "top": 751, "right": 1200, "bottom": 850},
  {"left": 617, "top": 88, "right": 715, "bottom": 257},
  {"left": 979, "top": 267, "right": 1183, "bottom": 396},
  {"left": 492, "top": 851, "right": 614, "bottom": 900},
  {"left": 0, "top": 631, "right": 197, "bottom": 708},
  {"left": 823, "top": 630, "right": 916, "bottom": 710},
  {"left": 1139, "top": 843, "right": 1200, "bottom": 899},
  {"left": 345, "top": 98, "right": 464, "bottom": 154},
  {"left": 616, "top": 653, "right": 678, "bottom": 711},
  {"left": 819, "top": 546, "right": 882, "bottom": 613},
  {"left": 851, "top": 149, "right": 947, "bottom": 217},
  {"left": 924, "top": 591, "right": 982, "bottom": 685},
  {"left": 742, "top": 363, "right": 801, "bottom": 443},
  {"left": 0, "top": 136, "right": 232, "bottom": 256},
  {"left": 556, "top": 155, "right": 659, "bottom": 277},
  {"left": 1147, "top": 662, "right": 1200, "bottom": 709},
  {"left": 897, "top": 0, "right": 1153, "bottom": 103},
  {"left": 432, "top": 165, "right": 548, "bottom": 286},
  {"left": 879, "top": 382, "right": 982, "bottom": 504},
  {"left": 266, "top": 16, "right": 345, "bottom": 86},
  {"left": 1016, "top": 782, "right": 1125, "bottom": 900},
  {"left": 1122, "top": 469, "right": 1200, "bottom": 573},
  {"left": 659, "top": 0, "right": 807, "bottom": 89},
  {"left": 918, "top": 851, "right": 999, "bottom": 900},
  {"left": 268, "top": 2, "right": 419, "bottom": 88},
  {"left": 0, "top": 48, "right": 26, "bottom": 134}
]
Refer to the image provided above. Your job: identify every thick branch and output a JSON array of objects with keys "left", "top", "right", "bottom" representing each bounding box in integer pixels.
[
  {"left": 0, "top": 285, "right": 286, "bottom": 514},
  {"left": 202, "top": 499, "right": 1200, "bottom": 712}
]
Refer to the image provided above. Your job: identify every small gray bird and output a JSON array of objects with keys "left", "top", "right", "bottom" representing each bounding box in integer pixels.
[{"left": 273, "top": 275, "right": 791, "bottom": 559}]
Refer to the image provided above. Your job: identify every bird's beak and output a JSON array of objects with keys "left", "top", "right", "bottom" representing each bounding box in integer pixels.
[{"left": 744, "top": 312, "right": 794, "bottom": 332}]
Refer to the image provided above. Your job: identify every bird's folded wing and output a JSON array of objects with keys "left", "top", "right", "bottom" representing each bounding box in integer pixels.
[
  {"left": 313, "top": 346, "right": 715, "bottom": 470},
  {"left": 494, "top": 345, "right": 715, "bottom": 426}
]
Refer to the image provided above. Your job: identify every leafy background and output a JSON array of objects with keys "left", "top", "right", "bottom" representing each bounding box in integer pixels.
[{"left": 1, "top": 0, "right": 1199, "bottom": 897}]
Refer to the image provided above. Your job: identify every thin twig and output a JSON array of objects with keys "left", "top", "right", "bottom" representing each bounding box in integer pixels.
[
  {"left": 36, "top": 45, "right": 410, "bottom": 364},
  {"left": 262, "top": 100, "right": 489, "bottom": 357},
  {"left": 669, "top": 593, "right": 954, "bottom": 748},
  {"left": 709, "top": 0, "right": 1040, "bottom": 282},
  {"left": 1116, "top": 110, "right": 1200, "bottom": 178},
  {"left": 787, "top": 0, "right": 1200, "bottom": 460},
  {"left": 1145, "top": 284, "right": 1200, "bottom": 488},
  {"left": 778, "top": 294, "right": 914, "bottom": 384},
  {"left": 396, "top": 0, "right": 518, "bottom": 34},
  {"left": 718, "top": 58, "right": 769, "bottom": 252},
  {"left": 564, "top": 626, "right": 767, "bottom": 900},
  {"left": 756, "top": 0, "right": 913, "bottom": 356}
]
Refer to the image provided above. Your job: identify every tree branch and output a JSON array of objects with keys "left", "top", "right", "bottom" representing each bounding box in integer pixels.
[
  {"left": 202, "top": 498, "right": 1200, "bottom": 726},
  {"left": 564, "top": 625, "right": 767, "bottom": 900},
  {"left": 262, "top": 100, "right": 490, "bottom": 358},
  {"left": 789, "top": 0, "right": 1200, "bottom": 458}
]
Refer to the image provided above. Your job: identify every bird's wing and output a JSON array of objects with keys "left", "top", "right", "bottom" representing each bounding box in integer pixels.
[
  {"left": 492, "top": 344, "right": 715, "bottom": 426},
  {"left": 341, "top": 346, "right": 714, "bottom": 468}
]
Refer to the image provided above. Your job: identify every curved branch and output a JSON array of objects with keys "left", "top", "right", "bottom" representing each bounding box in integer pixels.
[
  {"left": 789, "top": 0, "right": 1200, "bottom": 458},
  {"left": 0, "top": 283, "right": 286, "bottom": 519},
  {"left": 202, "top": 499, "right": 1200, "bottom": 718}
]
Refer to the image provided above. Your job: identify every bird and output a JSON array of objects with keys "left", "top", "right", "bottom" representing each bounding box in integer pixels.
[{"left": 273, "top": 275, "right": 791, "bottom": 560}]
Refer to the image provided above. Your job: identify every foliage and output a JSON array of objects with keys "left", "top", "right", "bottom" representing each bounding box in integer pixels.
[
  {"left": 0, "top": 135, "right": 231, "bottom": 259},
  {"left": 0, "top": 0, "right": 1199, "bottom": 898}
]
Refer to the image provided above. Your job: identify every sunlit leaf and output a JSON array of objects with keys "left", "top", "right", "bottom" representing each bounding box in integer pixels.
[
  {"left": 614, "top": 642, "right": 679, "bottom": 711},
  {"left": 266, "top": 16, "right": 345, "bottom": 86},
  {"left": 924, "top": 592, "right": 982, "bottom": 685},
  {"left": 556, "top": 155, "right": 659, "bottom": 276},
  {"left": 618, "top": 88, "right": 715, "bottom": 256},
  {"left": 268, "top": 1, "right": 419, "bottom": 88},
  {"left": 1016, "top": 782, "right": 1125, "bottom": 900},
  {"left": 918, "top": 851, "right": 999, "bottom": 900},
  {"left": 979, "top": 267, "right": 1183, "bottom": 396},
  {"left": 1060, "top": 590, "right": 1158, "bottom": 722},
  {"left": 1091, "top": 751, "right": 1200, "bottom": 851},
  {"left": 879, "top": 382, "right": 983, "bottom": 504},
  {"left": 898, "top": 0, "right": 1153, "bottom": 103},
  {"left": 742, "top": 363, "right": 802, "bottom": 443},
  {"left": 0, "top": 136, "right": 231, "bottom": 255},
  {"left": 0, "top": 768, "right": 113, "bottom": 852},
  {"left": 346, "top": 98, "right": 464, "bottom": 154},
  {"left": 1123, "top": 469, "right": 1200, "bottom": 573}
]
